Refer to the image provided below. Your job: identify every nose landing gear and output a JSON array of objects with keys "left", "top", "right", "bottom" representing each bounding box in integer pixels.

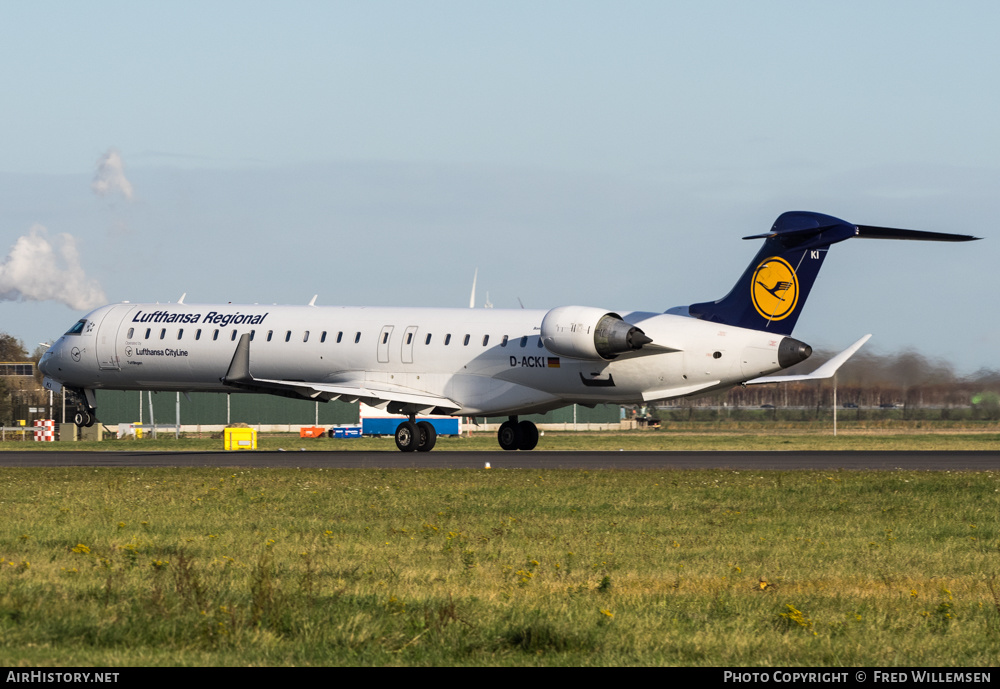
[
  {"left": 73, "top": 409, "right": 97, "bottom": 428},
  {"left": 66, "top": 388, "right": 98, "bottom": 428}
]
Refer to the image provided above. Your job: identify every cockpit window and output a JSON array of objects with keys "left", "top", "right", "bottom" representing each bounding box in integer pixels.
[{"left": 65, "top": 319, "right": 87, "bottom": 336}]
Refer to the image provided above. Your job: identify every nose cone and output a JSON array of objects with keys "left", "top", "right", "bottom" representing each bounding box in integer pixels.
[
  {"left": 778, "top": 337, "right": 812, "bottom": 369},
  {"left": 38, "top": 348, "right": 55, "bottom": 376},
  {"left": 38, "top": 346, "right": 66, "bottom": 393}
]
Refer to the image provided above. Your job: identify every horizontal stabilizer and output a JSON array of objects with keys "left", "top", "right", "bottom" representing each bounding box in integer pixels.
[
  {"left": 744, "top": 334, "right": 871, "bottom": 385},
  {"left": 855, "top": 225, "right": 980, "bottom": 242}
]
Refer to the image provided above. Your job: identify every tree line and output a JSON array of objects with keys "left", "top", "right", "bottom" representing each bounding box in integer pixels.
[
  {"left": 723, "top": 347, "right": 1000, "bottom": 418},
  {"left": 0, "top": 333, "right": 49, "bottom": 424}
]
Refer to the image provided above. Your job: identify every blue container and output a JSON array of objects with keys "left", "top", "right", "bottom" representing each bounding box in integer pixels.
[
  {"left": 328, "top": 427, "right": 362, "bottom": 439},
  {"left": 362, "top": 417, "right": 459, "bottom": 436}
]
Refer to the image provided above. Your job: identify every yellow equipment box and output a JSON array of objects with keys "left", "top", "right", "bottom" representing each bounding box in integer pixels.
[{"left": 224, "top": 427, "right": 257, "bottom": 450}]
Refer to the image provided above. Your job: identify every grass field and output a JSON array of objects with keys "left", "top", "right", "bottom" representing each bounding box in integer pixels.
[
  {"left": 1, "top": 464, "right": 998, "bottom": 666},
  {"left": 2, "top": 426, "right": 1000, "bottom": 453}
]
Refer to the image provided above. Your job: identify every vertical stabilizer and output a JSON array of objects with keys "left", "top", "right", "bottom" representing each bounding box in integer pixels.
[{"left": 686, "top": 211, "right": 978, "bottom": 335}]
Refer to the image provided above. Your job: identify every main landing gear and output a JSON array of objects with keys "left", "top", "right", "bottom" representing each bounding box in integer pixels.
[
  {"left": 392, "top": 415, "right": 539, "bottom": 452},
  {"left": 394, "top": 416, "right": 437, "bottom": 452},
  {"left": 497, "top": 416, "right": 538, "bottom": 451}
]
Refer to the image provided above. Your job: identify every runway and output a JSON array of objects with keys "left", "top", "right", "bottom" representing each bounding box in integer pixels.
[{"left": 0, "top": 450, "right": 996, "bottom": 470}]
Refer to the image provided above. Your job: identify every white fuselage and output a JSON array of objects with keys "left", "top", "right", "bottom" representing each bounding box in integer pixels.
[{"left": 39, "top": 302, "right": 791, "bottom": 416}]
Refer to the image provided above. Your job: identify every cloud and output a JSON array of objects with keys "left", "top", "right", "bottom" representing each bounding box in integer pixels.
[
  {"left": 91, "top": 148, "right": 134, "bottom": 200},
  {"left": 0, "top": 225, "right": 106, "bottom": 310}
]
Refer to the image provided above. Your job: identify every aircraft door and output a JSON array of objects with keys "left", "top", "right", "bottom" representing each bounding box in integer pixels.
[
  {"left": 95, "top": 304, "right": 138, "bottom": 370},
  {"left": 401, "top": 326, "right": 418, "bottom": 364},
  {"left": 377, "top": 326, "right": 393, "bottom": 364}
]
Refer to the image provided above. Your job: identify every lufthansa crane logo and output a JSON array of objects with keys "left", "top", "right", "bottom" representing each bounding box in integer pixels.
[{"left": 751, "top": 256, "right": 799, "bottom": 321}]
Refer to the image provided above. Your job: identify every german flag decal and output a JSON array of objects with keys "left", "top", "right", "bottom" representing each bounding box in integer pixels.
[{"left": 547, "top": 357, "right": 561, "bottom": 368}]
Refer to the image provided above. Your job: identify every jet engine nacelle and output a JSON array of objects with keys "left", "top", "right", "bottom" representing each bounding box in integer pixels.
[{"left": 540, "top": 306, "right": 652, "bottom": 360}]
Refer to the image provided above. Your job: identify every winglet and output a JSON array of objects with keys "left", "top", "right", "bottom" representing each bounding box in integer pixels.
[
  {"left": 745, "top": 334, "right": 871, "bottom": 384},
  {"left": 222, "top": 333, "right": 253, "bottom": 384}
]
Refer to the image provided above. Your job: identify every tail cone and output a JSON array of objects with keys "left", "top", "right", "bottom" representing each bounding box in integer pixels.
[{"left": 778, "top": 337, "right": 812, "bottom": 368}]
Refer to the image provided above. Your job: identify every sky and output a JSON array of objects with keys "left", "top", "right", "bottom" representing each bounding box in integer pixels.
[{"left": 1, "top": 1, "right": 998, "bottom": 373}]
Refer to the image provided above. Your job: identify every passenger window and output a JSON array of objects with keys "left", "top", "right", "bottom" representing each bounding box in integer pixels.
[
  {"left": 501, "top": 335, "right": 508, "bottom": 347},
  {"left": 127, "top": 328, "right": 134, "bottom": 338},
  {"left": 425, "top": 334, "right": 432, "bottom": 345},
  {"left": 321, "top": 331, "right": 327, "bottom": 343},
  {"left": 285, "top": 331, "right": 291, "bottom": 342},
  {"left": 160, "top": 328, "right": 166, "bottom": 340},
  {"left": 144, "top": 328, "right": 151, "bottom": 339},
  {"left": 520, "top": 336, "right": 527, "bottom": 347},
  {"left": 195, "top": 329, "right": 202, "bottom": 340},
  {"left": 537, "top": 338, "right": 543, "bottom": 348},
  {"left": 337, "top": 331, "right": 343, "bottom": 343},
  {"left": 267, "top": 330, "right": 273, "bottom": 342},
  {"left": 213, "top": 330, "right": 219, "bottom": 341},
  {"left": 382, "top": 332, "right": 389, "bottom": 344},
  {"left": 250, "top": 330, "right": 255, "bottom": 341},
  {"left": 354, "top": 332, "right": 361, "bottom": 343},
  {"left": 463, "top": 334, "right": 470, "bottom": 346},
  {"left": 303, "top": 331, "right": 310, "bottom": 343},
  {"left": 231, "top": 330, "right": 237, "bottom": 341},
  {"left": 483, "top": 335, "right": 489, "bottom": 346},
  {"left": 445, "top": 334, "right": 452, "bottom": 345},
  {"left": 406, "top": 333, "right": 413, "bottom": 345},
  {"left": 177, "top": 329, "right": 184, "bottom": 340}
]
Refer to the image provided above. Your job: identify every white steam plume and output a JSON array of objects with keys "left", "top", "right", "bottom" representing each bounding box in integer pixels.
[
  {"left": 0, "top": 225, "right": 107, "bottom": 310},
  {"left": 91, "top": 148, "right": 134, "bottom": 200}
]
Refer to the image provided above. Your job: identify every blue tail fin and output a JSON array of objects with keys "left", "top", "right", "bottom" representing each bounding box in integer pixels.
[{"left": 687, "top": 211, "right": 979, "bottom": 335}]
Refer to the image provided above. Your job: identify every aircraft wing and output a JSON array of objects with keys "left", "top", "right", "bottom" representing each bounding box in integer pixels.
[
  {"left": 221, "top": 334, "right": 461, "bottom": 415},
  {"left": 744, "top": 334, "right": 871, "bottom": 384},
  {"left": 249, "top": 378, "right": 461, "bottom": 415},
  {"left": 641, "top": 379, "right": 722, "bottom": 402}
]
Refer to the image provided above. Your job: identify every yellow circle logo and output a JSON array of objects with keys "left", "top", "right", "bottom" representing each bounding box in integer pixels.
[{"left": 751, "top": 256, "right": 799, "bottom": 321}]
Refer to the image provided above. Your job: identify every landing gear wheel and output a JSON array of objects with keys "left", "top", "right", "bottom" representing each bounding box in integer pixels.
[
  {"left": 516, "top": 420, "right": 539, "bottom": 451},
  {"left": 394, "top": 420, "right": 419, "bottom": 452},
  {"left": 74, "top": 410, "right": 94, "bottom": 428},
  {"left": 416, "top": 421, "right": 437, "bottom": 452},
  {"left": 498, "top": 420, "right": 521, "bottom": 451}
]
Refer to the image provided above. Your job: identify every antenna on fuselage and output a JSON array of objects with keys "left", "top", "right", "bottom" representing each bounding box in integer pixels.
[
  {"left": 177, "top": 293, "right": 186, "bottom": 305},
  {"left": 308, "top": 295, "right": 318, "bottom": 306}
]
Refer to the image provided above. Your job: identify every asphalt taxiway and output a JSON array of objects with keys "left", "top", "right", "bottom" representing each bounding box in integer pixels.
[{"left": 0, "top": 450, "right": 996, "bottom": 470}]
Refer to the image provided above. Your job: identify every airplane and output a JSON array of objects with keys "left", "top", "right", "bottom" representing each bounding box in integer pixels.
[{"left": 38, "top": 211, "right": 978, "bottom": 452}]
